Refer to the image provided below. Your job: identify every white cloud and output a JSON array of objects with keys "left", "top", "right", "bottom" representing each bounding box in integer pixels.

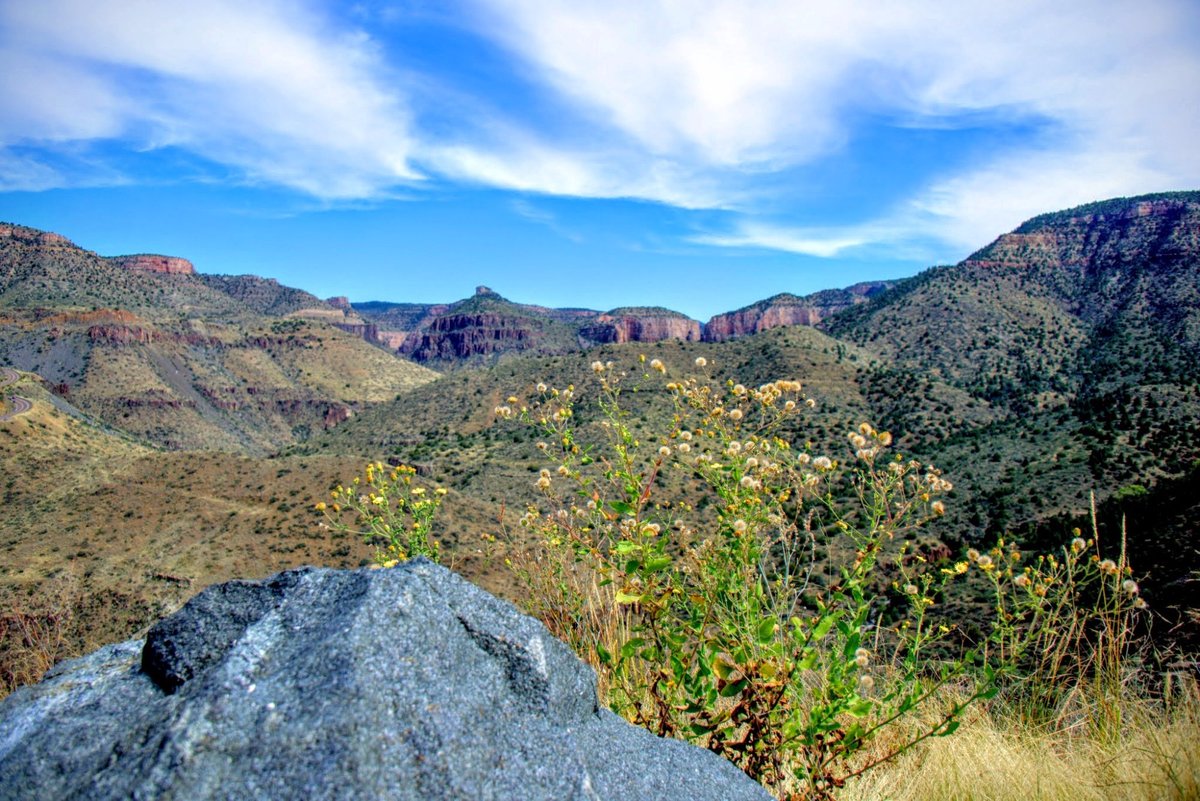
[
  {"left": 0, "top": 0, "right": 419, "bottom": 197},
  {"left": 0, "top": 0, "right": 1197, "bottom": 258},
  {"left": 692, "top": 225, "right": 866, "bottom": 258},
  {"left": 473, "top": 0, "right": 1200, "bottom": 248}
]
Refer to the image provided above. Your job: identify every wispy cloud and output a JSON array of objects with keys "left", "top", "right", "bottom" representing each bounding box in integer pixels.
[
  {"left": 0, "top": 0, "right": 1196, "bottom": 260},
  {"left": 473, "top": 0, "right": 1200, "bottom": 249},
  {"left": 0, "top": 0, "right": 419, "bottom": 197}
]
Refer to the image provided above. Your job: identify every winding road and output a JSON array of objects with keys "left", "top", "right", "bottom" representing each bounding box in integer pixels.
[{"left": 0, "top": 367, "right": 31, "bottom": 422}]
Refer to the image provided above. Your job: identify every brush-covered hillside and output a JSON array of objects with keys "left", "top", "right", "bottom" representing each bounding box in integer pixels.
[
  {"left": 0, "top": 224, "right": 438, "bottom": 454},
  {"left": 2, "top": 192, "right": 1198, "bottom": 692}
]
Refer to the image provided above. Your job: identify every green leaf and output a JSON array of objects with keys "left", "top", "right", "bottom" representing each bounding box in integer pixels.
[
  {"left": 812, "top": 613, "right": 838, "bottom": 641},
  {"left": 719, "top": 677, "right": 749, "bottom": 698},
  {"left": 614, "top": 540, "right": 638, "bottom": 554},
  {"left": 614, "top": 589, "right": 643, "bottom": 605},
  {"left": 756, "top": 616, "right": 777, "bottom": 644},
  {"left": 608, "top": 500, "right": 635, "bottom": 515},
  {"left": 596, "top": 643, "right": 612, "bottom": 665},
  {"left": 712, "top": 656, "right": 736, "bottom": 680},
  {"left": 937, "top": 720, "right": 961, "bottom": 737},
  {"left": 644, "top": 555, "right": 672, "bottom": 572},
  {"left": 847, "top": 698, "right": 873, "bottom": 717},
  {"left": 619, "top": 637, "right": 645, "bottom": 659}
]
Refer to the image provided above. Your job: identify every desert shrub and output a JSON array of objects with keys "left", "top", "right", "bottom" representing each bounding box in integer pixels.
[
  {"left": 317, "top": 462, "right": 445, "bottom": 564},
  {"left": 0, "top": 574, "right": 78, "bottom": 699},
  {"left": 493, "top": 357, "right": 999, "bottom": 799},
  {"left": 975, "top": 512, "right": 1154, "bottom": 737}
]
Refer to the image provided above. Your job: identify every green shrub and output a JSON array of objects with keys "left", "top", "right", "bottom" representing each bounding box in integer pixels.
[
  {"left": 494, "top": 357, "right": 999, "bottom": 799},
  {"left": 317, "top": 462, "right": 445, "bottom": 565}
]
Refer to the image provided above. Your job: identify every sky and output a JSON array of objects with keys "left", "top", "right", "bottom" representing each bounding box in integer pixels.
[{"left": 1, "top": 1, "right": 1198, "bottom": 320}]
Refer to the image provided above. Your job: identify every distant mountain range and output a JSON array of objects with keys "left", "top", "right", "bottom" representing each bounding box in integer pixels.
[{"left": 1, "top": 191, "right": 1197, "bottom": 667}]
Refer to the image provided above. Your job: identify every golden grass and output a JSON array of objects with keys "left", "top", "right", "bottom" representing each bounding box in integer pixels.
[{"left": 847, "top": 689, "right": 1200, "bottom": 801}]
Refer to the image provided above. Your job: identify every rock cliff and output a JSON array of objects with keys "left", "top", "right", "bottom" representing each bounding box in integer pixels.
[
  {"left": 579, "top": 308, "right": 701, "bottom": 345},
  {"left": 109, "top": 254, "right": 196, "bottom": 275},
  {"left": 0, "top": 561, "right": 768, "bottom": 801},
  {"left": 0, "top": 223, "right": 73, "bottom": 248},
  {"left": 704, "top": 282, "right": 892, "bottom": 341}
]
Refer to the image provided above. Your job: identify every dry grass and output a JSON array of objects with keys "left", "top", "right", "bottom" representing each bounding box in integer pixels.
[{"left": 848, "top": 688, "right": 1200, "bottom": 801}]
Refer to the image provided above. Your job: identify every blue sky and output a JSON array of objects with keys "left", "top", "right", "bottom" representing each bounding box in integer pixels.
[{"left": 1, "top": 1, "right": 1198, "bottom": 320}]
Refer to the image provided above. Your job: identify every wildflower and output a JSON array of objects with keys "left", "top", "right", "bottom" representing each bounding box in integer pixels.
[
  {"left": 506, "top": 396, "right": 518, "bottom": 404},
  {"left": 878, "top": 431, "right": 893, "bottom": 446},
  {"left": 931, "top": 501, "right": 945, "bottom": 516},
  {"left": 797, "top": 453, "right": 811, "bottom": 465},
  {"left": 1132, "top": 597, "right": 1148, "bottom": 610},
  {"left": 904, "top": 584, "right": 919, "bottom": 595},
  {"left": 659, "top": 446, "right": 671, "bottom": 457},
  {"left": 1071, "top": 537, "right": 1087, "bottom": 553},
  {"left": 745, "top": 457, "right": 758, "bottom": 469},
  {"left": 783, "top": 400, "right": 796, "bottom": 411},
  {"left": 849, "top": 433, "right": 868, "bottom": 449},
  {"left": 1014, "top": 573, "right": 1031, "bottom": 589},
  {"left": 856, "top": 449, "right": 875, "bottom": 461},
  {"left": 536, "top": 441, "right": 549, "bottom": 451},
  {"left": 1099, "top": 559, "right": 1118, "bottom": 575},
  {"left": 411, "top": 487, "right": 426, "bottom": 496},
  {"left": 557, "top": 465, "right": 570, "bottom": 476},
  {"left": 805, "top": 398, "right": 817, "bottom": 408},
  {"left": 1122, "top": 579, "right": 1139, "bottom": 595},
  {"left": 733, "top": 384, "right": 747, "bottom": 395},
  {"left": 813, "top": 456, "right": 833, "bottom": 470},
  {"left": 591, "top": 360, "right": 605, "bottom": 374},
  {"left": 732, "top": 519, "right": 748, "bottom": 534},
  {"left": 694, "top": 357, "right": 707, "bottom": 367},
  {"left": 680, "top": 430, "right": 693, "bottom": 441},
  {"left": 435, "top": 488, "right": 448, "bottom": 496},
  {"left": 536, "top": 382, "right": 547, "bottom": 392},
  {"left": 494, "top": 405, "right": 513, "bottom": 418},
  {"left": 314, "top": 502, "right": 327, "bottom": 512},
  {"left": 678, "top": 443, "right": 691, "bottom": 453},
  {"left": 859, "top": 675, "right": 875, "bottom": 692},
  {"left": 650, "top": 358, "right": 666, "bottom": 373},
  {"left": 977, "top": 554, "right": 994, "bottom": 570},
  {"left": 855, "top": 648, "right": 871, "bottom": 668},
  {"left": 967, "top": 548, "right": 981, "bottom": 562},
  {"left": 739, "top": 475, "right": 760, "bottom": 490},
  {"left": 729, "top": 409, "right": 743, "bottom": 421}
]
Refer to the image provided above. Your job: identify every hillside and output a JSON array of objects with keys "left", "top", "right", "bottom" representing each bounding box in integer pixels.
[
  {"left": 0, "top": 225, "right": 439, "bottom": 454},
  {"left": 824, "top": 192, "right": 1200, "bottom": 539},
  {"left": 3, "top": 192, "right": 1198, "bottom": 693}
]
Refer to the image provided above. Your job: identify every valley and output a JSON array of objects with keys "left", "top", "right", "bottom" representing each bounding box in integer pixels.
[{"left": 2, "top": 192, "right": 1198, "bottom": 691}]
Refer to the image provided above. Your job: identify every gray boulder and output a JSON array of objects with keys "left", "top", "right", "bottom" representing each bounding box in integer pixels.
[{"left": 0, "top": 560, "right": 770, "bottom": 800}]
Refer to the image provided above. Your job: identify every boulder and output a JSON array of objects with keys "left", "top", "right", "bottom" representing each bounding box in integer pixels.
[{"left": 0, "top": 560, "right": 769, "bottom": 801}]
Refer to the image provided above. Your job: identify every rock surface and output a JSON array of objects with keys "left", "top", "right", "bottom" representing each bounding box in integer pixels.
[
  {"left": 0, "top": 561, "right": 769, "bottom": 801},
  {"left": 704, "top": 282, "right": 892, "bottom": 342},
  {"left": 579, "top": 310, "right": 701, "bottom": 345},
  {"left": 109, "top": 254, "right": 196, "bottom": 275}
]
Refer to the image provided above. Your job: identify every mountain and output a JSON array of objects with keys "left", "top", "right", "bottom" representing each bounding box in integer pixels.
[
  {"left": 3, "top": 191, "right": 1199, "bottom": 692},
  {"left": 825, "top": 191, "right": 1200, "bottom": 538},
  {"left": 362, "top": 286, "right": 700, "bottom": 368},
  {"left": 704, "top": 281, "right": 893, "bottom": 342},
  {"left": 0, "top": 224, "right": 438, "bottom": 454},
  {"left": 355, "top": 283, "right": 892, "bottom": 367}
]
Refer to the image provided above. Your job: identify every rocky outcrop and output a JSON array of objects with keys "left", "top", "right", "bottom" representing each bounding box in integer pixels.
[
  {"left": 400, "top": 313, "right": 538, "bottom": 362},
  {"left": 109, "top": 254, "right": 195, "bottom": 275},
  {"left": 326, "top": 296, "right": 352, "bottom": 310},
  {"left": 0, "top": 223, "right": 73, "bottom": 248},
  {"left": 0, "top": 561, "right": 768, "bottom": 801},
  {"left": 580, "top": 310, "right": 701, "bottom": 345},
  {"left": 704, "top": 282, "right": 892, "bottom": 342}
]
